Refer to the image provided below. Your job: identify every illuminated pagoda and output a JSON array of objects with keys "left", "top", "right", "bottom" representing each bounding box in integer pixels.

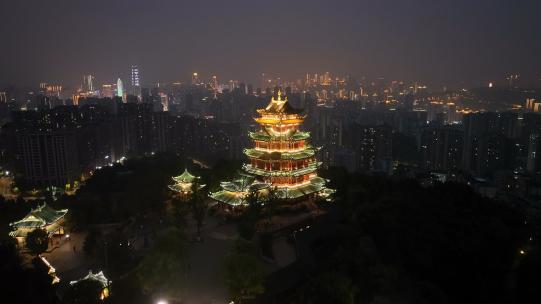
[
  {"left": 211, "top": 91, "right": 333, "bottom": 207},
  {"left": 70, "top": 271, "right": 111, "bottom": 300},
  {"left": 168, "top": 168, "right": 205, "bottom": 200},
  {"left": 9, "top": 203, "right": 68, "bottom": 241}
]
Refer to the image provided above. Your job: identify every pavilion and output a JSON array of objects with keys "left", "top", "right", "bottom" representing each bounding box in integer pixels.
[
  {"left": 168, "top": 168, "right": 205, "bottom": 200},
  {"left": 70, "top": 270, "right": 111, "bottom": 300},
  {"left": 9, "top": 203, "right": 68, "bottom": 241}
]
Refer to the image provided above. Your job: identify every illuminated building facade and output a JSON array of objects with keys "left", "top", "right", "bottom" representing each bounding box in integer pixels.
[
  {"left": 83, "top": 75, "right": 95, "bottom": 92},
  {"left": 116, "top": 78, "right": 124, "bottom": 100},
  {"left": 131, "top": 65, "right": 141, "bottom": 96},
  {"left": 192, "top": 72, "right": 200, "bottom": 85},
  {"left": 211, "top": 91, "right": 333, "bottom": 207}
]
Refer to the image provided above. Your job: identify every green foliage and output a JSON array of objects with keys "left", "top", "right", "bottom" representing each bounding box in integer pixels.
[
  {"left": 103, "top": 274, "right": 150, "bottom": 304},
  {"left": 1, "top": 238, "right": 57, "bottom": 303},
  {"left": 0, "top": 196, "right": 31, "bottom": 236},
  {"left": 136, "top": 229, "right": 187, "bottom": 298},
  {"left": 223, "top": 239, "right": 265, "bottom": 302},
  {"left": 66, "top": 153, "right": 186, "bottom": 228},
  {"left": 298, "top": 272, "right": 357, "bottom": 304},
  {"left": 295, "top": 174, "right": 529, "bottom": 304},
  {"left": 207, "top": 159, "right": 243, "bottom": 192},
  {"left": 189, "top": 181, "right": 207, "bottom": 238},
  {"left": 106, "top": 232, "right": 135, "bottom": 275},
  {"left": 237, "top": 190, "right": 264, "bottom": 240},
  {"left": 62, "top": 279, "right": 103, "bottom": 304},
  {"left": 26, "top": 228, "right": 49, "bottom": 256}
]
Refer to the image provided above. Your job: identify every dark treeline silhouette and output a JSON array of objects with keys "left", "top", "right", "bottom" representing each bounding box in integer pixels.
[{"left": 263, "top": 167, "right": 540, "bottom": 304}]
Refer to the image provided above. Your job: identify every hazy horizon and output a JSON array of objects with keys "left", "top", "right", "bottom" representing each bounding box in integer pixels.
[{"left": 2, "top": 0, "right": 540, "bottom": 89}]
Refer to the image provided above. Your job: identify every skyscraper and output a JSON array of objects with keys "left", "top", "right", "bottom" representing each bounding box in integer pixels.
[
  {"left": 191, "top": 72, "right": 200, "bottom": 85},
  {"left": 527, "top": 134, "right": 541, "bottom": 173},
  {"left": 83, "top": 75, "right": 95, "bottom": 92},
  {"left": 116, "top": 78, "right": 124, "bottom": 99},
  {"left": 131, "top": 65, "right": 141, "bottom": 96}
]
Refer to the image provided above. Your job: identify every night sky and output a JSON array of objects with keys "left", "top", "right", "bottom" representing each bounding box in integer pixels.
[{"left": 1, "top": 0, "right": 540, "bottom": 89}]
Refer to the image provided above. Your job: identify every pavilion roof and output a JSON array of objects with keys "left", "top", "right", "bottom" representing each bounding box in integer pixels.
[
  {"left": 172, "top": 168, "right": 199, "bottom": 183},
  {"left": 211, "top": 175, "right": 334, "bottom": 206},
  {"left": 243, "top": 163, "right": 320, "bottom": 177},
  {"left": 70, "top": 271, "right": 109, "bottom": 288},
  {"left": 10, "top": 203, "right": 68, "bottom": 229},
  {"left": 219, "top": 173, "right": 270, "bottom": 193},
  {"left": 249, "top": 130, "right": 310, "bottom": 141},
  {"left": 168, "top": 183, "right": 205, "bottom": 193}
]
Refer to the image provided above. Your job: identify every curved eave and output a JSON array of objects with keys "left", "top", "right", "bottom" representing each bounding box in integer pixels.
[
  {"left": 254, "top": 118, "right": 304, "bottom": 125},
  {"left": 244, "top": 148, "right": 316, "bottom": 160},
  {"left": 168, "top": 184, "right": 205, "bottom": 193},
  {"left": 243, "top": 164, "right": 320, "bottom": 177},
  {"left": 210, "top": 191, "right": 247, "bottom": 207}
]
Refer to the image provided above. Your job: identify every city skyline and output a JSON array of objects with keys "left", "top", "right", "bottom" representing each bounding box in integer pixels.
[{"left": 1, "top": 0, "right": 541, "bottom": 89}]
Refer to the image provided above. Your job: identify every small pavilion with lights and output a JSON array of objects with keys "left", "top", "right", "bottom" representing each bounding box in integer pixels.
[{"left": 168, "top": 168, "right": 205, "bottom": 200}]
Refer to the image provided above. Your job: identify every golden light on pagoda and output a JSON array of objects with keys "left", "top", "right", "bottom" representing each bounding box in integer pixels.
[{"left": 210, "top": 90, "right": 334, "bottom": 207}]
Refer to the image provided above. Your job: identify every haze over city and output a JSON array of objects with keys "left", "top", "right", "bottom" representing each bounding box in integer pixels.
[
  {"left": 2, "top": 0, "right": 541, "bottom": 88},
  {"left": 1, "top": 1, "right": 541, "bottom": 304}
]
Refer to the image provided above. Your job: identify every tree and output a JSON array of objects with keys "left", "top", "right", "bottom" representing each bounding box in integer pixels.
[
  {"left": 237, "top": 190, "right": 262, "bottom": 240},
  {"left": 136, "top": 229, "right": 187, "bottom": 300},
  {"left": 262, "top": 187, "right": 279, "bottom": 232},
  {"left": 1, "top": 236, "right": 57, "bottom": 303},
  {"left": 298, "top": 272, "right": 357, "bottom": 304},
  {"left": 63, "top": 279, "right": 103, "bottom": 304},
  {"left": 188, "top": 181, "right": 207, "bottom": 241},
  {"left": 106, "top": 232, "right": 135, "bottom": 275},
  {"left": 223, "top": 240, "right": 265, "bottom": 303},
  {"left": 26, "top": 228, "right": 49, "bottom": 256}
]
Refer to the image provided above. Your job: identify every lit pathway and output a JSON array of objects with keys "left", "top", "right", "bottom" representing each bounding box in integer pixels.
[{"left": 41, "top": 232, "right": 95, "bottom": 282}]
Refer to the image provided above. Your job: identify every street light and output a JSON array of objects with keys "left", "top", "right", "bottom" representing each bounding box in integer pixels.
[{"left": 156, "top": 300, "right": 168, "bottom": 304}]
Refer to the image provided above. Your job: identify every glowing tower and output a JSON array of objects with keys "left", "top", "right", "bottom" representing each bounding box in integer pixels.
[{"left": 211, "top": 91, "right": 333, "bottom": 207}]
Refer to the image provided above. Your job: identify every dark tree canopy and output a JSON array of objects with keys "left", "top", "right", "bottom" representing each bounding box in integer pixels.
[
  {"left": 63, "top": 279, "right": 103, "bottom": 304},
  {"left": 0, "top": 238, "right": 57, "bottom": 304},
  {"left": 290, "top": 171, "right": 531, "bottom": 304},
  {"left": 26, "top": 228, "right": 49, "bottom": 256},
  {"left": 223, "top": 239, "right": 265, "bottom": 302}
]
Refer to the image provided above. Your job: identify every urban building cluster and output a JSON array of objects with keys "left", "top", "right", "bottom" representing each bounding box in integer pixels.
[{"left": 1, "top": 70, "right": 540, "bottom": 200}]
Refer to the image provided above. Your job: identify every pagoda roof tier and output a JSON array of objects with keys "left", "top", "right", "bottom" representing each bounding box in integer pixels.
[
  {"left": 172, "top": 169, "right": 200, "bottom": 183},
  {"left": 257, "top": 91, "right": 303, "bottom": 115},
  {"left": 210, "top": 191, "right": 247, "bottom": 207},
  {"left": 10, "top": 203, "right": 68, "bottom": 230},
  {"left": 254, "top": 117, "right": 304, "bottom": 126},
  {"left": 210, "top": 174, "right": 271, "bottom": 207},
  {"left": 249, "top": 131, "right": 310, "bottom": 141},
  {"left": 243, "top": 163, "right": 321, "bottom": 177},
  {"left": 211, "top": 176, "right": 334, "bottom": 206},
  {"left": 275, "top": 177, "right": 330, "bottom": 199},
  {"left": 245, "top": 148, "right": 316, "bottom": 160}
]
